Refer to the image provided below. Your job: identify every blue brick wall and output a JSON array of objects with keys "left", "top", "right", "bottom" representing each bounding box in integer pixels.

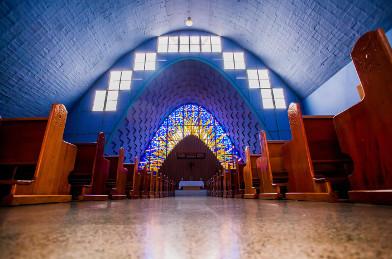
[{"left": 1, "top": 0, "right": 391, "bottom": 118}]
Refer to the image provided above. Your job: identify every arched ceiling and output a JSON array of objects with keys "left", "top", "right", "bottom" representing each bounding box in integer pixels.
[{"left": 1, "top": 0, "right": 392, "bottom": 117}]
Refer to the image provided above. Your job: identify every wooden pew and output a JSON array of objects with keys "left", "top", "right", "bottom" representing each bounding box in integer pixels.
[
  {"left": 141, "top": 171, "right": 151, "bottom": 198},
  {"left": 263, "top": 139, "right": 289, "bottom": 195},
  {"left": 155, "top": 173, "right": 161, "bottom": 198},
  {"left": 234, "top": 159, "right": 245, "bottom": 198},
  {"left": 68, "top": 132, "right": 110, "bottom": 201},
  {"left": 167, "top": 180, "right": 175, "bottom": 197},
  {"left": 223, "top": 169, "right": 235, "bottom": 198},
  {"left": 216, "top": 172, "right": 223, "bottom": 197},
  {"left": 0, "top": 104, "right": 77, "bottom": 205},
  {"left": 334, "top": 29, "right": 392, "bottom": 204},
  {"left": 206, "top": 179, "right": 210, "bottom": 195},
  {"left": 164, "top": 175, "right": 169, "bottom": 197},
  {"left": 171, "top": 179, "right": 175, "bottom": 196},
  {"left": 130, "top": 160, "right": 142, "bottom": 199},
  {"left": 213, "top": 174, "right": 217, "bottom": 196},
  {"left": 243, "top": 147, "right": 260, "bottom": 198},
  {"left": 158, "top": 173, "right": 163, "bottom": 197},
  {"left": 106, "top": 147, "right": 128, "bottom": 200},
  {"left": 257, "top": 131, "right": 282, "bottom": 199},
  {"left": 123, "top": 160, "right": 136, "bottom": 198},
  {"left": 242, "top": 141, "right": 282, "bottom": 199},
  {"left": 149, "top": 172, "right": 157, "bottom": 198},
  {"left": 214, "top": 174, "right": 219, "bottom": 196},
  {"left": 282, "top": 103, "right": 351, "bottom": 202}
]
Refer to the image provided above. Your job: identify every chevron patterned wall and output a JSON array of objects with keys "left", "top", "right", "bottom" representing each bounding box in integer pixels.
[{"left": 110, "top": 60, "right": 264, "bottom": 162}]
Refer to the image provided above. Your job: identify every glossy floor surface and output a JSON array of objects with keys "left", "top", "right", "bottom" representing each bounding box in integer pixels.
[{"left": 1, "top": 197, "right": 392, "bottom": 259}]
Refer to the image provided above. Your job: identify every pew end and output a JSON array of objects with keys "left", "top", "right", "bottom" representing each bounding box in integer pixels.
[
  {"left": 242, "top": 147, "right": 258, "bottom": 199},
  {"left": 257, "top": 131, "right": 285, "bottom": 200},
  {"left": 282, "top": 103, "right": 342, "bottom": 202},
  {"left": 234, "top": 160, "right": 245, "bottom": 198},
  {"left": 106, "top": 147, "right": 128, "bottom": 200},
  {"left": 68, "top": 132, "right": 110, "bottom": 201},
  {"left": 0, "top": 104, "right": 76, "bottom": 205},
  {"left": 129, "top": 157, "right": 142, "bottom": 199},
  {"left": 334, "top": 29, "right": 392, "bottom": 204}
]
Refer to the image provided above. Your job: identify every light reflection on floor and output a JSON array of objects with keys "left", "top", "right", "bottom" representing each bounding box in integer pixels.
[{"left": 0, "top": 197, "right": 391, "bottom": 258}]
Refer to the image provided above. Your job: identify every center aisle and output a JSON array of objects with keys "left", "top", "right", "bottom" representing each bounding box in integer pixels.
[{"left": 0, "top": 197, "right": 391, "bottom": 258}]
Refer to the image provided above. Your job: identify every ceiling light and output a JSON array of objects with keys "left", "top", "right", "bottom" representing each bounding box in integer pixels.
[{"left": 185, "top": 17, "right": 193, "bottom": 27}]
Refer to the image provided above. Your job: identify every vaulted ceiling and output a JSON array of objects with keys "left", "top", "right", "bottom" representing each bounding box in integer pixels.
[{"left": 1, "top": 0, "right": 392, "bottom": 117}]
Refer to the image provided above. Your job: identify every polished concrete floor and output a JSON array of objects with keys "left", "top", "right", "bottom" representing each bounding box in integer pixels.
[{"left": 0, "top": 197, "right": 391, "bottom": 259}]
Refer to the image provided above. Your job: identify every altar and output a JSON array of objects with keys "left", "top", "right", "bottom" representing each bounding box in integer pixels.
[{"left": 178, "top": 181, "right": 204, "bottom": 190}]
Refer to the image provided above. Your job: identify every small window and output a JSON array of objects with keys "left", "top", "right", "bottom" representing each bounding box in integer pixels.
[
  {"left": 157, "top": 36, "right": 168, "bottom": 53},
  {"left": 273, "top": 88, "right": 286, "bottom": 109},
  {"left": 92, "top": 90, "right": 119, "bottom": 111},
  {"left": 201, "top": 36, "right": 212, "bottom": 52},
  {"left": 223, "top": 52, "right": 234, "bottom": 69},
  {"left": 261, "top": 89, "right": 274, "bottom": 109},
  {"left": 168, "top": 36, "right": 178, "bottom": 52},
  {"left": 134, "top": 53, "right": 146, "bottom": 71},
  {"left": 247, "top": 69, "right": 270, "bottom": 89},
  {"left": 145, "top": 53, "right": 156, "bottom": 71},
  {"left": 190, "top": 36, "right": 200, "bottom": 52},
  {"left": 92, "top": 90, "right": 106, "bottom": 111},
  {"left": 157, "top": 35, "right": 220, "bottom": 54},
  {"left": 134, "top": 53, "right": 156, "bottom": 71},
  {"left": 246, "top": 70, "right": 259, "bottom": 88},
  {"left": 234, "top": 52, "right": 245, "bottom": 69},
  {"left": 210, "top": 36, "right": 222, "bottom": 52},
  {"left": 109, "top": 70, "right": 132, "bottom": 90},
  {"left": 179, "top": 36, "right": 190, "bottom": 53},
  {"left": 105, "top": 90, "right": 119, "bottom": 111},
  {"left": 223, "top": 52, "right": 245, "bottom": 70},
  {"left": 201, "top": 36, "right": 222, "bottom": 53}
]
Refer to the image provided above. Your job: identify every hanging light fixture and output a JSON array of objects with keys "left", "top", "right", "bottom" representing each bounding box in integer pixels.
[{"left": 185, "top": 17, "right": 193, "bottom": 27}]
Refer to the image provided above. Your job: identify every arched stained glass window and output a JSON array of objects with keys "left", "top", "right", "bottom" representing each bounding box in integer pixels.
[{"left": 140, "top": 104, "right": 240, "bottom": 172}]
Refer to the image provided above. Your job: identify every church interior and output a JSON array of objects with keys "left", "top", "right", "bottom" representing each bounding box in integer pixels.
[{"left": 1, "top": 0, "right": 392, "bottom": 258}]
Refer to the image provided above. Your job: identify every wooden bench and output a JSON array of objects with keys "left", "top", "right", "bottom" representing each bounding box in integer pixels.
[
  {"left": 155, "top": 173, "right": 163, "bottom": 198},
  {"left": 106, "top": 147, "right": 128, "bottom": 200},
  {"left": 163, "top": 175, "right": 170, "bottom": 197},
  {"left": 123, "top": 160, "right": 136, "bottom": 198},
  {"left": 257, "top": 131, "right": 284, "bottom": 199},
  {"left": 141, "top": 170, "right": 151, "bottom": 198},
  {"left": 214, "top": 172, "right": 221, "bottom": 197},
  {"left": 242, "top": 147, "right": 260, "bottom": 199},
  {"left": 233, "top": 159, "right": 245, "bottom": 198},
  {"left": 206, "top": 177, "right": 212, "bottom": 195},
  {"left": 242, "top": 140, "right": 282, "bottom": 200},
  {"left": 149, "top": 172, "right": 157, "bottom": 198},
  {"left": 282, "top": 103, "right": 351, "bottom": 202},
  {"left": 0, "top": 104, "right": 77, "bottom": 205},
  {"left": 223, "top": 168, "right": 236, "bottom": 198},
  {"left": 262, "top": 137, "right": 289, "bottom": 195},
  {"left": 334, "top": 29, "right": 392, "bottom": 204},
  {"left": 68, "top": 132, "right": 110, "bottom": 201},
  {"left": 217, "top": 172, "right": 223, "bottom": 197}
]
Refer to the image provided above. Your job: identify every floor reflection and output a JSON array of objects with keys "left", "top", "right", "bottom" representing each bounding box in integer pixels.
[{"left": 0, "top": 197, "right": 391, "bottom": 258}]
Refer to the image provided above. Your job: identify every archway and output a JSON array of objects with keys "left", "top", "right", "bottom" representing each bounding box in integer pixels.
[
  {"left": 139, "top": 104, "right": 239, "bottom": 173},
  {"left": 108, "top": 60, "right": 264, "bottom": 162}
]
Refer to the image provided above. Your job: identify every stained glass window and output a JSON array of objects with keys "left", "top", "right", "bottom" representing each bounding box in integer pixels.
[{"left": 140, "top": 104, "right": 239, "bottom": 172}]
